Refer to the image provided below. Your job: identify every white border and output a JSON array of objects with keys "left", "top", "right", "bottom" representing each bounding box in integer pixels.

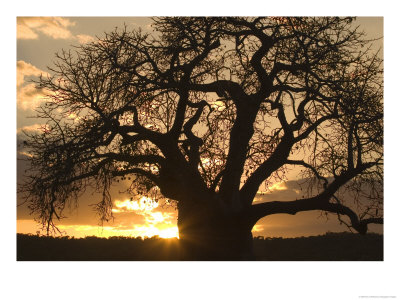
[{"left": 3, "top": 2, "right": 399, "bottom": 300}]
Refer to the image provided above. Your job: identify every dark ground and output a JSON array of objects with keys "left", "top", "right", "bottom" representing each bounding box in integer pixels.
[{"left": 16, "top": 232, "right": 383, "bottom": 261}]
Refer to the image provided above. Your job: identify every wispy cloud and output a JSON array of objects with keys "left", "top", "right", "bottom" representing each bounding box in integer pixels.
[
  {"left": 17, "top": 60, "right": 46, "bottom": 87},
  {"left": 17, "top": 123, "right": 50, "bottom": 134},
  {"left": 112, "top": 197, "right": 175, "bottom": 225},
  {"left": 17, "top": 84, "right": 48, "bottom": 110},
  {"left": 17, "top": 17, "right": 76, "bottom": 40},
  {"left": 17, "top": 60, "right": 49, "bottom": 110},
  {"left": 76, "top": 34, "right": 95, "bottom": 44},
  {"left": 17, "top": 17, "right": 97, "bottom": 44}
]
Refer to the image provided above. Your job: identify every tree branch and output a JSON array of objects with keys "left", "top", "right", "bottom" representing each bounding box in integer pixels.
[
  {"left": 249, "top": 162, "right": 377, "bottom": 229},
  {"left": 182, "top": 100, "right": 208, "bottom": 168},
  {"left": 285, "top": 159, "right": 328, "bottom": 187},
  {"left": 240, "top": 133, "right": 294, "bottom": 205}
]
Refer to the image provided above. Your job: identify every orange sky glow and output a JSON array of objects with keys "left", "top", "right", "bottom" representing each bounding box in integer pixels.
[{"left": 17, "top": 196, "right": 180, "bottom": 239}]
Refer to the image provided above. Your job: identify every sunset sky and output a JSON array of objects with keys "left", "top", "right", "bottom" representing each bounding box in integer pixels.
[{"left": 16, "top": 16, "right": 384, "bottom": 239}]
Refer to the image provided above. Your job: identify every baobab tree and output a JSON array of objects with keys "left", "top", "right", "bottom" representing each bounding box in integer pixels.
[{"left": 20, "top": 17, "right": 383, "bottom": 260}]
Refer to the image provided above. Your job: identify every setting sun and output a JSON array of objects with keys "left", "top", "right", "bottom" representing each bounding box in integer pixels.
[{"left": 109, "top": 196, "right": 179, "bottom": 238}]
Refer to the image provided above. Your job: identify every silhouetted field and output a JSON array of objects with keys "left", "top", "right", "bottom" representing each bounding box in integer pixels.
[
  {"left": 253, "top": 232, "right": 383, "bottom": 261},
  {"left": 17, "top": 232, "right": 383, "bottom": 261}
]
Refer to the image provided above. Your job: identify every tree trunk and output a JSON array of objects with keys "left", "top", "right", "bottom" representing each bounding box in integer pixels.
[{"left": 177, "top": 200, "right": 255, "bottom": 260}]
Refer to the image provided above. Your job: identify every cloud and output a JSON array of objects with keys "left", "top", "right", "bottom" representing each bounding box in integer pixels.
[
  {"left": 110, "top": 197, "right": 178, "bottom": 238},
  {"left": 112, "top": 197, "right": 176, "bottom": 227},
  {"left": 252, "top": 224, "right": 264, "bottom": 233},
  {"left": 17, "top": 22, "right": 38, "bottom": 40},
  {"left": 112, "top": 197, "right": 159, "bottom": 213},
  {"left": 17, "top": 17, "right": 75, "bottom": 40},
  {"left": 17, "top": 197, "right": 179, "bottom": 239},
  {"left": 17, "top": 17, "right": 96, "bottom": 44},
  {"left": 17, "top": 123, "right": 50, "bottom": 134},
  {"left": 17, "top": 84, "right": 49, "bottom": 110},
  {"left": 76, "top": 34, "right": 96, "bottom": 44},
  {"left": 268, "top": 181, "right": 288, "bottom": 192},
  {"left": 17, "top": 61, "right": 46, "bottom": 87},
  {"left": 17, "top": 60, "right": 50, "bottom": 110},
  {"left": 255, "top": 178, "right": 314, "bottom": 203}
]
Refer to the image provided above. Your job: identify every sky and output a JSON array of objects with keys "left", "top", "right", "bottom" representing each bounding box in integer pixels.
[
  {"left": 4, "top": 2, "right": 399, "bottom": 300},
  {"left": 16, "top": 16, "right": 384, "bottom": 239}
]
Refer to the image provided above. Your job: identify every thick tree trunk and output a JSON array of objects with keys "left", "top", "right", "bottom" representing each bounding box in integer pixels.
[{"left": 177, "top": 201, "right": 255, "bottom": 260}]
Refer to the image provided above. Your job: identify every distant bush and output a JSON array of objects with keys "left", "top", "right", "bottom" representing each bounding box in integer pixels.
[{"left": 17, "top": 232, "right": 383, "bottom": 261}]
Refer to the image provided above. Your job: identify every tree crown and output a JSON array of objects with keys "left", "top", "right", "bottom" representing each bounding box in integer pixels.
[{"left": 19, "top": 17, "right": 383, "bottom": 234}]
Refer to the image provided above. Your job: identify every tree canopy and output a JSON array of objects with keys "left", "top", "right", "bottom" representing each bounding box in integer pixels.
[{"left": 20, "top": 17, "right": 383, "bottom": 239}]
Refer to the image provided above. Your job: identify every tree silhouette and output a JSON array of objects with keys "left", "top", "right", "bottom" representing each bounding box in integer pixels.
[{"left": 20, "top": 17, "right": 383, "bottom": 260}]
